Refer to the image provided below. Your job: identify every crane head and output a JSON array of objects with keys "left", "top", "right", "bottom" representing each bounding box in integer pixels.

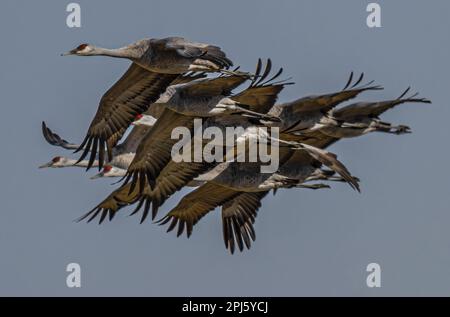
[
  {"left": 90, "top": 165, "right": 114, "bottom": 179},
  {"left": 39, "top": 156, "right": 63, "bottom": 168},
  {"left": 61, "top": 43, "right": 94, "bottom": 56},
  {"left": 131, "top": 114, "right": 157, "bottom": 127}
]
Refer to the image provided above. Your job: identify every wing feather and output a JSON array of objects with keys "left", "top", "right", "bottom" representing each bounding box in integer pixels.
[
  {"left": 122, "top": 108, "right": 195, "bottom": 192},
  {"left": 76, "top": 63, "right": 178, "bottom": 170},
  {"left": 131, "top": 161, "right": 215, "bottom": 223},
  {"left": 178, "top": 74, "right": 247, "bottom": 97},
  {"left": 221, "top": 191, "right": 269, "bottom": 254},
  {"left": 156, "top": 182, "right": 240, "bottom": 238},
  {"left": 41, "top": 121, "right": 79, "bottom": 150},
  {"left": 334, "top": 92, "right": 431, "bottom": 120},
  {"left": 279, "top": 73, "right": 382, "bottom": 113},
  {"left": 77, "top": 183, "right": 140, "bottom": 224},
  {"left": 232, "top": 59, "right": 293, "bottom": 113}
]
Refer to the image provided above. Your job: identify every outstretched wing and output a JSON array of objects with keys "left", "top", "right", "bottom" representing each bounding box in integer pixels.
[
  {"left": 177, "top": 73, "right": 248, "bottom": 97},
  {"left": 123, "top": 72, "right": 254, "bottom": 193},
  {"left": 153, "top": 37, "right": 233, "bottom": 69},
  {"left": 76, "top": 63, "right": 179, "bottom": 170},
  {"left": 333, "top": 88, "right": 431, "bottom": 120},
  {"left": 298, "top": 143, "right": 360, "bottom": 191},
  {"left": 288, "top": 130, "right": 340, "bottom": 149},
  {"left": 221, "top": 191, "right": 269, "bottom": 254},
  {"left": 217, "top": 133, "right": 340, "bottom": 253},
  {"left": 276, "top": 72, "right": 382, "bottom": 115},
  {"left": 232, "top": 59, "right": 293, "bottom": 114},
  {"left": 77, "top": 183, "right": 140, "bottom": 224},
  {"left": 79, "top": 161, "right": 215, "bottom": 225},
  {"left": 42, "top": 121, "right": 79, "bottom": 150},
  {"left": 123, "top": 108, "right": 196, "bottom": 193},
  {"left": 156, "top": 182, "right": 241, "bottom": 238},
  {"left": 129, "top": 160, "right": 216, "bottom": 223},
  {"left": 143, "top": 73, "right": 247, "bottom": 119}
]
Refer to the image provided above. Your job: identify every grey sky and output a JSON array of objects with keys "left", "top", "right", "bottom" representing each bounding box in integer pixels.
[{"left": 0, "top": 0, "right": 449, "bottom": 296}]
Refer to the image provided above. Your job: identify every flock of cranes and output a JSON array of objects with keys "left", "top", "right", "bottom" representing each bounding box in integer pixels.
[{"left": 40, "top": 37, "right": 430, "bottom": 254}]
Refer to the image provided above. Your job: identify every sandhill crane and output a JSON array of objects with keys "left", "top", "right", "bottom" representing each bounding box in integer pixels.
[
  {"left": 79, "top": 61, "right": 293, "bottom": 223},
  {"left": 44, "top": 109, "right": 281, "bottom": 223},
  {"left": 36, "top": 32, "right": 433, "bottom": 256},
  {"left": 40, "top": 71, "right": 206, "bottom": 172},
  {"left": 155, "top": 142, "right": 359, "bottom": 241},
  {"left": 77, "top": 161, "right": 223, "bottom": 224},
  {"left": 90, "top": 164, "right": 127, "bottom": 179},
  {"left": 215, "top": 107, "right": 422, "bottom": 253},
  {"left": 121, "top": 59, "right": 284, "bottom": 195},
  {"left": 39, "top": 156, "right": 99, "bottom": 169},
  {"left": 131, "top": 114, "right": 157, "bottom": 127},
  {"left": 156, "top": 83, "right": 432, "bottom": 253},
  {"left": 154, "top": 137, "right": 363, "bottom": 253},
  {"left": 219, "top": 163, "right": 362, "bottom": 254},
  {"left": 41, "top": 119, "right": 151, "bottom": 172},
  {"left": 145, "top": 74, "right": 381, "bottom": 237},
  {"left": 213, "top": 88, "right": 431, "bottom": 253},
  {"left": 55, "top": 46, "right": 431, "bottom": 253},
  {"left": 219, "top": 172, "right": 346, "bottom": 254},
  {"left": 89, "top": 162, "right": 221, "bottom": 182},
  {"left": 73, "top": 68, "right": 431, "bottom": 253},
  {"left": 39, "top": 155, "right": 156, "bottom": 179},
  {"left": 62, "top": 37, "right": 234, "bottom": 74},
  {"left": 89, "top": 112, "right": 354, "bottom": 183},
  {"left": 77, "top": 156, "right": 336, "bottom": 228},
  {"left": 265, "top": 73, "right": 383, "bottom": 136},
  {"left": 124, "top": 61, "right": 300, "bottom": 221},
  {"left": 83, "top": 65, "right": 374, "bottom": 227},
  {"left": 317, "top": 88, "right": 431, "bottom": 138},
  {"left": 62, "top": 37, "right": 235, "bottom": 170}
]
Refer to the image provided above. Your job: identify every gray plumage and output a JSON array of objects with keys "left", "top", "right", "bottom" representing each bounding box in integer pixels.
[
  {"left": 63, "top": 37, "right": 235, "bottom": 170},
  {"left": 319, "top": 88, "right": 431, "bottom": 138}
]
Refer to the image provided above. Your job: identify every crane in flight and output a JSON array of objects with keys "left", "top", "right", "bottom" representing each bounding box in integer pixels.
[
  {"left": 37, "top": 35, "right": 433, "bottom": 253},
  {"left": 62, "top": 37, "right": 237, "bottom": 170}
]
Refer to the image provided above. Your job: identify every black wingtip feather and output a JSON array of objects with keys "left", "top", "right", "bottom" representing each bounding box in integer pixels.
[
  {"left": 129, "top": 197, "right": 145, "bottom": 217},
  {"left": 98, "top": 209, "right": 108, "bottom": 224},
  {"left": 255, "top": 58, "right": 272, "bottom": 86},
  {"left": 75, "top": 136, "right": 92, "bottom": 164},
  {"left": 140, "top": 199, "right": 151, "bottom": 224},
  {"left": 88, "top": 137, "right": 99, "bottom": 170},
  {"left": 167, "top": 217, "right": 178, "bottom": 232},
  {"left": 398, "top": 87, "right": 411, "bottom": 99},
  {"left": 343, "top": 72, "right": 354, "bottom": 90},
  {"left": 352, "top": 73, "right": 364, "bottom": 88}
]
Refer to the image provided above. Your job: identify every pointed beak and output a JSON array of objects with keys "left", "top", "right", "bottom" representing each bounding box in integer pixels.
[
  {"left": 39, "top": 161, "right": 53, "bottom": 169},
  {"left": 61, "top": 49, "right": 76, "bottom": 56},
  {"left": 90, "top": 172, "right": 104, "bottom": 180}
]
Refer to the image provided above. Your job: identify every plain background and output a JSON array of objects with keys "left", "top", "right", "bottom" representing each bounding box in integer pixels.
[{"left": 0, "top": 0, "right": 449, "bottom": 296}]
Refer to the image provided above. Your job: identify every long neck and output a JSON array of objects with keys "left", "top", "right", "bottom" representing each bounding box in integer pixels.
[
  {"left": 93, "top": 46, "right": 141, "bottom": 59},
  {"left": 68, "top": 159, "right": 99, "bottom": 168}
]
